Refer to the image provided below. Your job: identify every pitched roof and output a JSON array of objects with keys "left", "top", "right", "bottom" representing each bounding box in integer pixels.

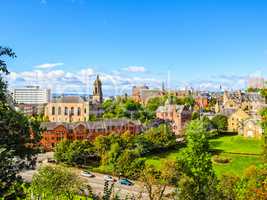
[
  {"left": 219, "top": 108, "right": 237, "bottom": 117},
  {"left": 41, "top": 119, "right": 142, "bottom": 131},
  {"left": 52, "top": 96, "right": 85, "bottom": 103},
  {"left": 225, "top": 92, "right": 265, "bottom": 103},
  {"left": 156, "top": 104, "right": 187, "bottom": 114}
]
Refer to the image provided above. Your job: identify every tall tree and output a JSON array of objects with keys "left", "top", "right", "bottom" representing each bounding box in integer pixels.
[
  {"left": 176, "top": 120, "right": 221, "bottom": 200},
  {"left": 211, "top": 114, "right": 228, "bottom": 132},
  {"left": 30, "top": 165, "right": 88, "bottom": 199},
  {"left": 0, "top": 46, "right": 41, "bottom": 198}
]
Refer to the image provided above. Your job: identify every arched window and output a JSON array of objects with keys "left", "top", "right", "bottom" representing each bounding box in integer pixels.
[
  {"left": 58, "top": 107, "right": 61, "bottom": 115},
  {"left": 70, "top": 107, "right": 74, "bottom": 115},
  {"left": 64, "top": 107, "right": 68, "bottom": 115},
  {"left": 77, "top": 107, "right": 81, "bottom": 116},
  {"left": 52, "top": 106, "right": 55, "bottom": 115}
]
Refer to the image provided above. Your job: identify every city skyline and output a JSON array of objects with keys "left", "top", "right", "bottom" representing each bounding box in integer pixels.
[{"left": 2, "top": 0, "right": 267, "bottom": 94}]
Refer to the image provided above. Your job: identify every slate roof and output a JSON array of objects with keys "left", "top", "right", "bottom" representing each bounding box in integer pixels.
[
  {"left": 140, "top": 90, "right": 162, "bottom": 101},
  {"left": 219, "top": 108, "right": 237, "bottom": 117},
  {"left": 226, "top": 92, "right": 265, "bottom": 103},
  {"left": 41, "top": 119, "right": 142, "bottom": 131},
  {"left": 51, "top": 96, "right": 85, "bottom": 103},
  {"left": 156, "top": 104, "right": 187, "bottom": 114}
]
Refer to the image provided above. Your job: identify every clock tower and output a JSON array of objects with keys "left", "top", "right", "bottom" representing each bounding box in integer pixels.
[{"left": 92, "top": 75, "right": 103, "bottom": 104}]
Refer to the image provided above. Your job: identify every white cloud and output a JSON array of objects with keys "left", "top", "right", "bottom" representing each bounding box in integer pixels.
[
  {"left": 8, "top": 66, "right": 259, "bottom": 95},
  {"left": 34, "top": 62, "right": 64, "bottom": 69},
  {"left": 6, "top": 67, "right": 161, "bottom": 95},
  {"left": 123, "top": 66, "right": 146, "bottom": 73}
]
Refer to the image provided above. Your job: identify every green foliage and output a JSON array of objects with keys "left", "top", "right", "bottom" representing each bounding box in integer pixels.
[
  {"left": 259, "top": 107, "right": 267, "bottom": 162},
  {"left": 146, "top": 97, "right": 165, "bottom": 113},
  {"left": 144, "top": 124, "right": 176, "bottom": 149},
  {"left": 246, "top": 87, "right": 260, "bottom": 93},
  {"left": 54, "top": 140, "right": 97, "bottom": 166},
  {"left": 176, "top": 120, "right": 220, "bottom": 200},
  {"left": 191, "top": 111, "right": 200, "bottom": 120},
  {"left": 115, "top": 149, "right": 141, "bottom": 176},
  {"left": 0, "top": 47, "right": 16, "bottom": 102},
  {"left": 30, "top": 165, "right": 87, "bottom": 199},
  {"left": 210, "top": 135, "right": 263, "bottom": 177},
  {"left": 0, "top": 148, "right": 25, "bottom": 199},
  {"left": 218, "top": 165, "right": 267, "bottom": 200},
  {"left": 0, "top": 46, "right": 41, "bottom": 198},
  {"left": 211, "top": 114, "right": 228, "bottom": 132},
  {"left": 102, "top": 98, "right": 153, "bottom": 123},
  {"left": 218, "top": 173, "right": 240, "bottom": 200}
]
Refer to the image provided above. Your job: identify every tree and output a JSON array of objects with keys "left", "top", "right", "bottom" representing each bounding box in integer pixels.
[
  {"left": 30, "top": 165, "right": 87, "bottom": 199},
  {"left": 54, "top": 140, "right": 98, "bottom": 166},
  {"left": 191, "top": 112, "right": 200, "bottom": 120},
  {"left": 218, "top": 173, "right": 240, "bottom": 200},
  {"left": 146, "top": 97, "right": 165, "bottom": 113},
  {"left": 259, "top": 106, "right": 267, "bottom": 162},
  {"left": 139, "top": 165, "right": 168, "bottom": 200},
  {"left": 176, "top": 120, "right": 221, "bottom": 200},
  {"left": 0, "top": 47, "right": 15, "bottom": 102},
  {"left": 144, "top": 124, "right": 176, "bottom": 149},
  {"left": 0, "top": 47, "right": 41, "bottom": 198},
  {"left": 233, "top": 165, "right": 267, "bottom": 200},
  {"left": 211, "top": 114, "right": 228, "bottom": 132},
  {"left": 0, "top": 148, "right": 25, "bottom": 199}
]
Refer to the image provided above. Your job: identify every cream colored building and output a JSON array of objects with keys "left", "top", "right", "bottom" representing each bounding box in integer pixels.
[
  {"left": 228, "top": 109, "right": 250, "bottom": 132},
  {"left": 45, "top": 75, "right": 104, "bottom": 122},
  {"left": 45, "top": 96, "right": 90, "bottom": 122},
  {"left": 241, "top": 119, "right": 263, "bottom": 138},
  {"left": 222, "top": 91, "right": 265, "bottom": 112}
]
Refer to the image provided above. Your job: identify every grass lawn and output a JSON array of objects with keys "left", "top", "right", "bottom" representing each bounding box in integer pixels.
[
  {"left": 145, "top": 135, "right": 264, "bottom": 177},
  {"left": 209, "top": 135, "right": 263, "bottom": 155},
  {"left": 91, "top": 135, "right": 264, "bottom": 178},
  {"left": 145, "top": 148, "right": 183, "bottom": 169},
  {"left": 210, "top": 135, "right": 263, "bottom": 177},
  {"left": 213, "top": 153, "right": 262, "bottom": 177}
]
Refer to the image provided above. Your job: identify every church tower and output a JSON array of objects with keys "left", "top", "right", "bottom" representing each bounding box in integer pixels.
[{"left": 93, "top": 75, "right": 103, "bottom": 104}]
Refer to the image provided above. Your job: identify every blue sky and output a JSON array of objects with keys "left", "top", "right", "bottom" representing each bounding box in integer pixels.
[{"left": 1, "top": 0, "right": 267, "bottom": 95}]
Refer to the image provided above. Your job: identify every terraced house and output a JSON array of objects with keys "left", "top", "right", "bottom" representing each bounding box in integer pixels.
[{"left": 40, "top": 119, "right": 142, "bottom": 150}]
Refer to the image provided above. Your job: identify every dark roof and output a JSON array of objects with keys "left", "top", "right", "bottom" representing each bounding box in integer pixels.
[
  {"left": 41, "top": 119, "right": 141, "bottom": 131},
  {"left": 226, "top": 92, "right": 265, "bottom": 103},
  {"left": 219, "top": 108, "right": 237, "bottom": 117},
  {"left": 52, "top": 96, "right": 85, "bottom": 103}
]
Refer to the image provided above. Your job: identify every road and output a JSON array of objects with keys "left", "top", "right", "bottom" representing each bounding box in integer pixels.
[
  {"left": 19, "top": 152, "right": 150, "bottom": 198},
  {"left": 20, "top": 152, "right": 174, "bottom": 198}
]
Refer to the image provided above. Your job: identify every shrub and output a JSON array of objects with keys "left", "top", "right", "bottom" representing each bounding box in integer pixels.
[{"left": 213, "top": 155, "right": 230, "bottom": 164}]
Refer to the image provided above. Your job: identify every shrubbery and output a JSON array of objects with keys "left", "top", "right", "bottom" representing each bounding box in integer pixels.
[{"left": 54, "top": 124, "right": 177, "bottom": 179}]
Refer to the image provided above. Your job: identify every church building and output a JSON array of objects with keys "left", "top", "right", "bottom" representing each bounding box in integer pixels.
[{"left": 44, "top": 75, "right": 104, "bottom": 122}]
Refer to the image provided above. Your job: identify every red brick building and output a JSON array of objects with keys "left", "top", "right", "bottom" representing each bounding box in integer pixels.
[
  {"left": 156, "top": 102, "right": 192, "bottom": 135},
  {"left": 40, "top": 119, "right": 142, "bottom": 150},
  {"left": 195, "top": 96, "right": 209, "bottom": 109}
]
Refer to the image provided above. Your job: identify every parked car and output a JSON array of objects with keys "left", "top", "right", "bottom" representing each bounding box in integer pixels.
[
  {"left": 81, "top": 171, "right": 95, "bottom": 178},
  {"left": 118, "top": 178, "right": 133, "bottom": 186},
  {"left": 47, "top": 158, "right": 56, "bottom": 163},
  {"left": 104, "top": 175, "right": 116, "bottom": 182}
]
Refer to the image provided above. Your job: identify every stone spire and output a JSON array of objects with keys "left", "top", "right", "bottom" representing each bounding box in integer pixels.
[{"left": 93, "top": 75, "right": 103, "bottom": 104}]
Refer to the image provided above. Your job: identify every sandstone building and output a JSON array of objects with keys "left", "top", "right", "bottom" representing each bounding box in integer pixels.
[{"left": 44, "top": 75, "right": 103, "bottom": 122}]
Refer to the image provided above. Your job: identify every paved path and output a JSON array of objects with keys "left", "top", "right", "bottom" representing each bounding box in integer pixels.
[{"left": 19, "top": 152, "right": 173, "bottom": 199}]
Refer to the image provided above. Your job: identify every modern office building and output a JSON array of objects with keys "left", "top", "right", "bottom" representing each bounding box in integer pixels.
[
  {"left": 248, "top": 76, "right": 265, "bottom": 89},
  {"left": 12, "top": 86, "right": 51, "bottom": 104}
]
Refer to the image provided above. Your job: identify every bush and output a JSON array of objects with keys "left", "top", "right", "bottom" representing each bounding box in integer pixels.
[{"left": 213, "top": 155, "right": 230, "bottom": 164}]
